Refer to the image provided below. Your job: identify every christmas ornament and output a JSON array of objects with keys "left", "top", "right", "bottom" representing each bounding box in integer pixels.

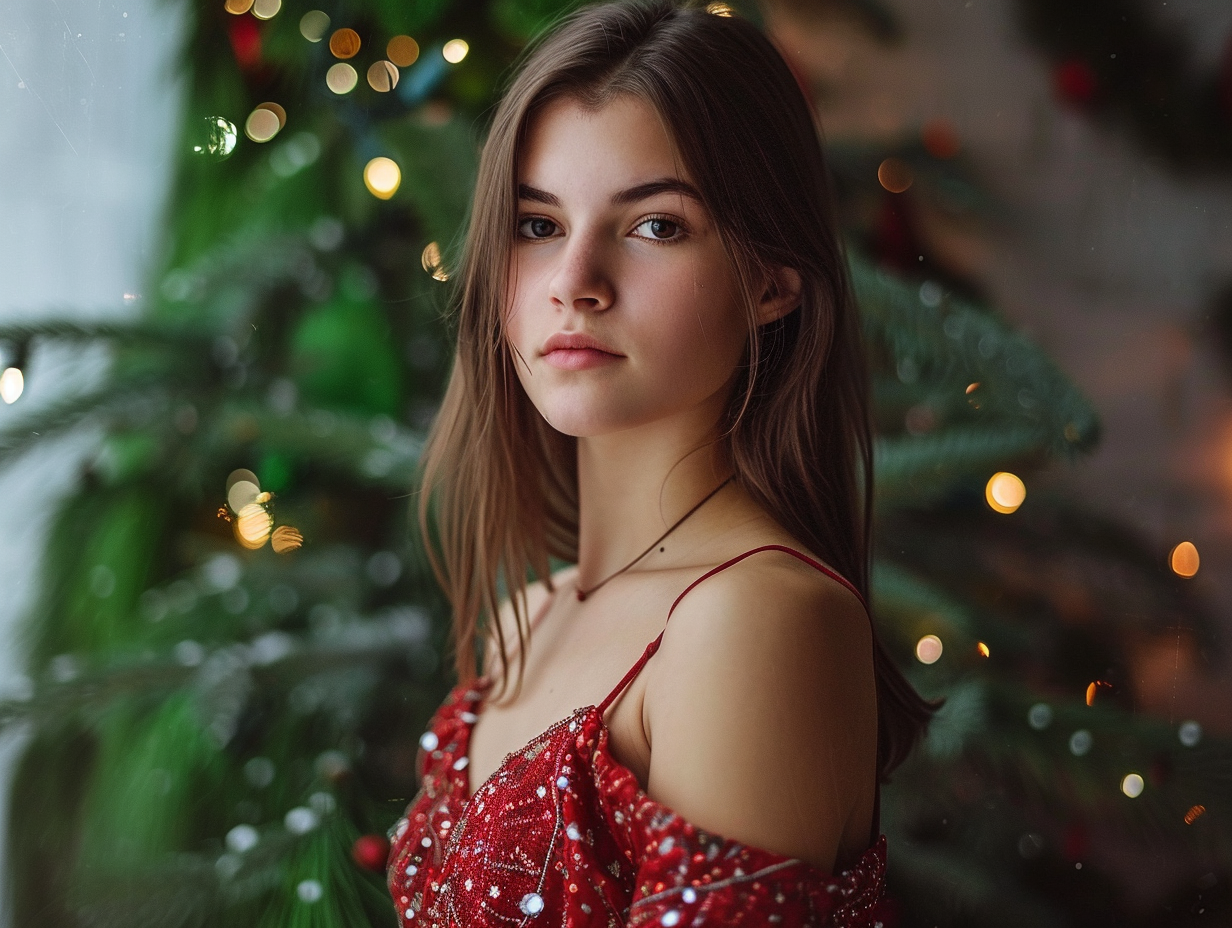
[{"left": 352, "top": 834, "right": 391, "bottom": 872}]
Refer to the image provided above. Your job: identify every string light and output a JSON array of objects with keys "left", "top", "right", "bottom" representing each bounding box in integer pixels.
[
  {"left": 985, "top": 471, "right": 1026, "bottom": 513},
  {"left": 1169, "top": 541, "right": 1199, "bottom": 577},
  {"left": 976, "top": 641, "right": 990, "bottom": 657},
  {"left": 329, "top": 28, "right": 361, "bottom": 59},
  {"left": 0, "top": 367, "right": 24, "bottom": 404},
  {"left": 367, "top": 60, "right": 399, "bottom": 92},
  {"left": 1120, "top": 773, "right": 1144, "bottom": 798},
  {"left": 1085, "top": 680, "right": 1111, "bottom": 706},
  {"left": 364, "top": 157, "right": 401, "bottom": 199},
  {"left": 421, "top": 241, "right": 449, "bottom": 280},
  {"left": 326, "top": 63, "right": 358, "bottom": 95},
  {"left": 1184, "top": 805, "right": 1206, "bottom": 824},
  {"left": 1, "top": 341, "right": 28, "bottom": 405},
  {"left": 915, "top": 634, "right": 943, "bottom": 664},
  {"left": 387, "top": 35, "right": 420, "bottom": 67},
  {"left": 271, "top": 525, "right": 304, "bottom": 554},
  {"left": 442, "top": 39, "right": 469, "bottom": 64},
  {"left": 299, "top": 10, "right": 329, "bottom": 42},
  {"left": 235, "top": 503, "right": 273, "bottom": 549},
  {"left": 878, "top": 157, "right": 913, "bottom": 193}
]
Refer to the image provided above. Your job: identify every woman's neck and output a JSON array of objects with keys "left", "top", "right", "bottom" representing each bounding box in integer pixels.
[{"left": 574, "top": 404, "right": 734, "bottom": 591}]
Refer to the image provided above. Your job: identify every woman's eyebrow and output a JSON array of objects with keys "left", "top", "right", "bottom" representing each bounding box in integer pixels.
[{"left": 516, "top": 178, "right": 702, "bottom": 207}]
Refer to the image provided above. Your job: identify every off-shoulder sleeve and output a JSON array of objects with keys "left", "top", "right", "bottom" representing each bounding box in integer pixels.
[{"left": 589, "top": 723, "right": 889, "bottom": 927}]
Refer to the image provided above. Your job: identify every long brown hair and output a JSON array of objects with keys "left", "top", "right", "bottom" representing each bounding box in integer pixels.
[{"left": 418, "top": 0, "right": 934, "bottom": 779}]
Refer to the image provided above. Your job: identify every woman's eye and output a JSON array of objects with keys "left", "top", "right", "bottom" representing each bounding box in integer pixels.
[
  {"left": 633, "top": 217, "right": 683, "bottom": 241},
  {"left": 518, "top": 217, "right": 558, "bottom": 239}
]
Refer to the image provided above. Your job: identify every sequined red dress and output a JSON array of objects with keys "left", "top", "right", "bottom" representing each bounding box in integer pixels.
[{"left": 387, "top": 545, "right": 889, "bottom": 927}]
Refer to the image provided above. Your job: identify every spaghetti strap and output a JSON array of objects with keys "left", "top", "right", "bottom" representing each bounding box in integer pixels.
[{"left": 596, "top": 544, "right": 866, "bottom": 715}]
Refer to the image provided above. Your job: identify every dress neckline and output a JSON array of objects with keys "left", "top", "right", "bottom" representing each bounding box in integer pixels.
[{"left": 459, "top": 676, "right": 599, "bottom": 803}]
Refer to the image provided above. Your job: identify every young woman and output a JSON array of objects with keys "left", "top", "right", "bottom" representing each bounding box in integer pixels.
[{"left": 387, "top": 2, "right": 933, "bottom": 924}]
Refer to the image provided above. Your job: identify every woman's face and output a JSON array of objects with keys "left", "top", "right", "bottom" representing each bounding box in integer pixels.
[{"left": 504, "top": 94, "right": 749, "bottom": 439}]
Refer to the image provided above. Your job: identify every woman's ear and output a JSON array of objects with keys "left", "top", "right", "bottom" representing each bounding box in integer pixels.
[{"left": 756, "top": 266, "right": 803, "bottom": 326}]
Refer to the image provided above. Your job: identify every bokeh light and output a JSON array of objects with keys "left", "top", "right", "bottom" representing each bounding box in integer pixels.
[
  {"left": 1169, "top": 541, "right": 1199, "bottom": 577},
  {"left": 976, "top": 641, "right": 990, "bottom": 658},
  {"left": 326, "top": 63, "right": 358, "bottom": 95},
  {"left": 878, "top": 157, "right": 913, "bottom": 193},
  {"left": 227, "top": 479, "right": 261, "bottom": 513},
  {"left": 244, "top": 106, "right": 281, "bottom": 143},
  {"left": 915, "top": 634, "right": 943, "bottom": 664},
  {"left": 387, "top": 35, "right": 420, "bottom": 67},
  {"left": 329, "top": 27, "right": 361, "bottom": 59},
  {"left": 1179, "top": 720, "right": 1202, "bottom": 747},
  {"left": 299, "top": 10, "right": 330, "bottom": 42},
  {"left": 1121, "top": 773, "right": 1144, "bottom": 798},
  {"left": 224, "top": 0, "right": 254, "bottom": 13},
  {"left": 364, "top": 157, "right": 401, "bottom": 199},
  {"left": 251, "top": 0, "right": 280, "bottom": 20},
  {"left": 986, "top": 471, "right": 1026, "bottom": 513},
  {"left": 1185, "top": 805, "right": 1206, "bottom": 824},
  {"left": 706, "top": 2, "right": 735, "bottom": 14},
  {"left": 421, "top": 241, "right": 449, "bottom": 280},
  {"left": 442, "top": 39, "right": 469, "bottom": 64},
  {"left": 193, "top": 116, "right": 238, "bottom": 160},
  {"left": 271, "top": 525, "right": 304, "bottom": 554},
  {"left": 0, "top": 367, "right": 24, "bottom": 404},
  {"left": 235, "top": 503, "right": 273, "bottom": 550},
  {"left": 367, "top": 60, "right": 399, "bottom": 92},
  {"left": 1068, "top": 729, "right": 1092, "bottom": 756}
]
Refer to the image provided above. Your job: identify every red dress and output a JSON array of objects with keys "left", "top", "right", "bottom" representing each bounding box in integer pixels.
[{"left": 386, "top": 545, "right": 889, "bottom": 927}]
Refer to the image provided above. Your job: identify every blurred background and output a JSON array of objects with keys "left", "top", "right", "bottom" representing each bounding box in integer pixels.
[{"left": 1, "top": 0, "right": 1230, "bottom": 925}]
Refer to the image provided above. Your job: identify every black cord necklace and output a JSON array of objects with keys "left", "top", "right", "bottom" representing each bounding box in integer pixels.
[{"left": 574, "top": 476, "right": 734, "bottom": 602}]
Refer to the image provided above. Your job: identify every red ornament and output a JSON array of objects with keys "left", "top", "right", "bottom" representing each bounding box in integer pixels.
[
  {"left": 352, "top": 833, "right": 391, "bottom": 872},
  {"left": 1054, "top": 59, "right": 1098, "bottom": 107},
  {"left": 921, "top": 118, "right": 961, "bottom": 159},
  {"left": 228, "top": 16, "right": 262, "bottom": 70}
]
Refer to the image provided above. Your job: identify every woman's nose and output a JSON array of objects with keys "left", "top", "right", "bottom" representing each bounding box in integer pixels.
[{"left": 547, "top": 233, "right": 614, "bottom": 313}]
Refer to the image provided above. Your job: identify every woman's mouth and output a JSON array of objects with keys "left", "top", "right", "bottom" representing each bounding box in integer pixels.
[{"left": 541, "top": 332, "right": 623, "bottom": 370}]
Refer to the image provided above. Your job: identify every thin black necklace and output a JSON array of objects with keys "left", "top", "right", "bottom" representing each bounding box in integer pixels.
[{"left": 574, "top": 476, "right": 734, "bottom": 602}]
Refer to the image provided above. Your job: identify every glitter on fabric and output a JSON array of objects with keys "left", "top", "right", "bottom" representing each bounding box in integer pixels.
[{"left": 387, "top": 546, "right": 890, "bottom": 926}]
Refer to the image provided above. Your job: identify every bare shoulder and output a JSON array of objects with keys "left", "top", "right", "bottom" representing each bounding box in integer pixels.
[
  {"left": 483, "top": 564, "right": 578, "bottom": 677},
  {"left": 644, "top": 547, "right": 877, "bottom": 872}
]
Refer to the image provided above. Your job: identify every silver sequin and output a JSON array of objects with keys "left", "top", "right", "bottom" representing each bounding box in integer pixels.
[
  {"left": 419, "top": 731, "right": 439, "bottom": 752},
  {"left": 519, "top": 892, "right": 545, "bottom": 915}
]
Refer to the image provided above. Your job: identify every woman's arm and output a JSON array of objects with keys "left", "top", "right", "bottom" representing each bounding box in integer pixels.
[{"left": 642, "top": 553, "right": 878, "bottom": 873}]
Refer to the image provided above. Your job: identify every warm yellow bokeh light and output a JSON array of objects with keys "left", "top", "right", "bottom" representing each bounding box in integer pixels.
[
  {"left": 1184, "top": 804, "right": 1205, "bottom": 824},
  {"left": 442, "top": 39, "right": 469, "bottom": 64},
  {"left": 1170, "top": 541, "right": 1199, "bottom": 578},
  {"left": 224, "top": 0, "right": 255, "bottom": 14},
  {"left": 706, "top": 2, "right": 735, "bottom": 14},
  {"left": 329, "top": 27, "right": 361, "bottom": 59},
  {"left": 986, "top": 471, "right": 1026, "bottom": 513},
  {"left": 326, "top": 62, "right": 359, "bottom": 94},
  {"left": 0, "top": 367, "right": 23, "bottom": 404},
  {"left": 976, "top": 641, "right": 990, "bottom": 658},
  {"left": 235, "top": 503, "right": 273, "bottom": 550},
  {"left": 1121, "top": 773, "right": 1144, "bottom": 798},
  {"left": 387, "top": 35, "right": 420, "bottom": 67},
  {"left": 421, "top": 241, "right": 449, "bottom": 280},
  {"left": 271, "top": 525, "right": 304, "bottom": 554},
  {"left": 878, "top": 157, "right": 913, "bottom": 193},
  {"left": 915, "top": 634, "right": 943, "bottom": 665},
  {"left": 364, "top": 157, "right": 401, "bottom": 199}
]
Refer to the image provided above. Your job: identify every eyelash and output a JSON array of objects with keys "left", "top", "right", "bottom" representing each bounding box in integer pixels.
[{"left": 515, "top": 213, "right": 689, "bottom": 244}]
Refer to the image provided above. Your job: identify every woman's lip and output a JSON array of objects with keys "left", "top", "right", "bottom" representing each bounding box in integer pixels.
[{"left": 543, "top": 348, "right": 622, "bottom": 371}]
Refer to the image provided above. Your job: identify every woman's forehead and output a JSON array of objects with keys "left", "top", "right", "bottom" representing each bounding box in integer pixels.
[{"left": 516, "top": 95, "right": 694, "bottom": 200}]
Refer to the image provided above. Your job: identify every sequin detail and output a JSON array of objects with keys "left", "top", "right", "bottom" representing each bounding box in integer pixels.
[{"left": 387, "top": 679, "right": 888, "bottom": 926}]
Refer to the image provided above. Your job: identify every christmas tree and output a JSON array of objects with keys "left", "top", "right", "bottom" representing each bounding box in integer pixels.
[{"left": 2, "top": 1, "right": 1228, "bottom": 926}]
